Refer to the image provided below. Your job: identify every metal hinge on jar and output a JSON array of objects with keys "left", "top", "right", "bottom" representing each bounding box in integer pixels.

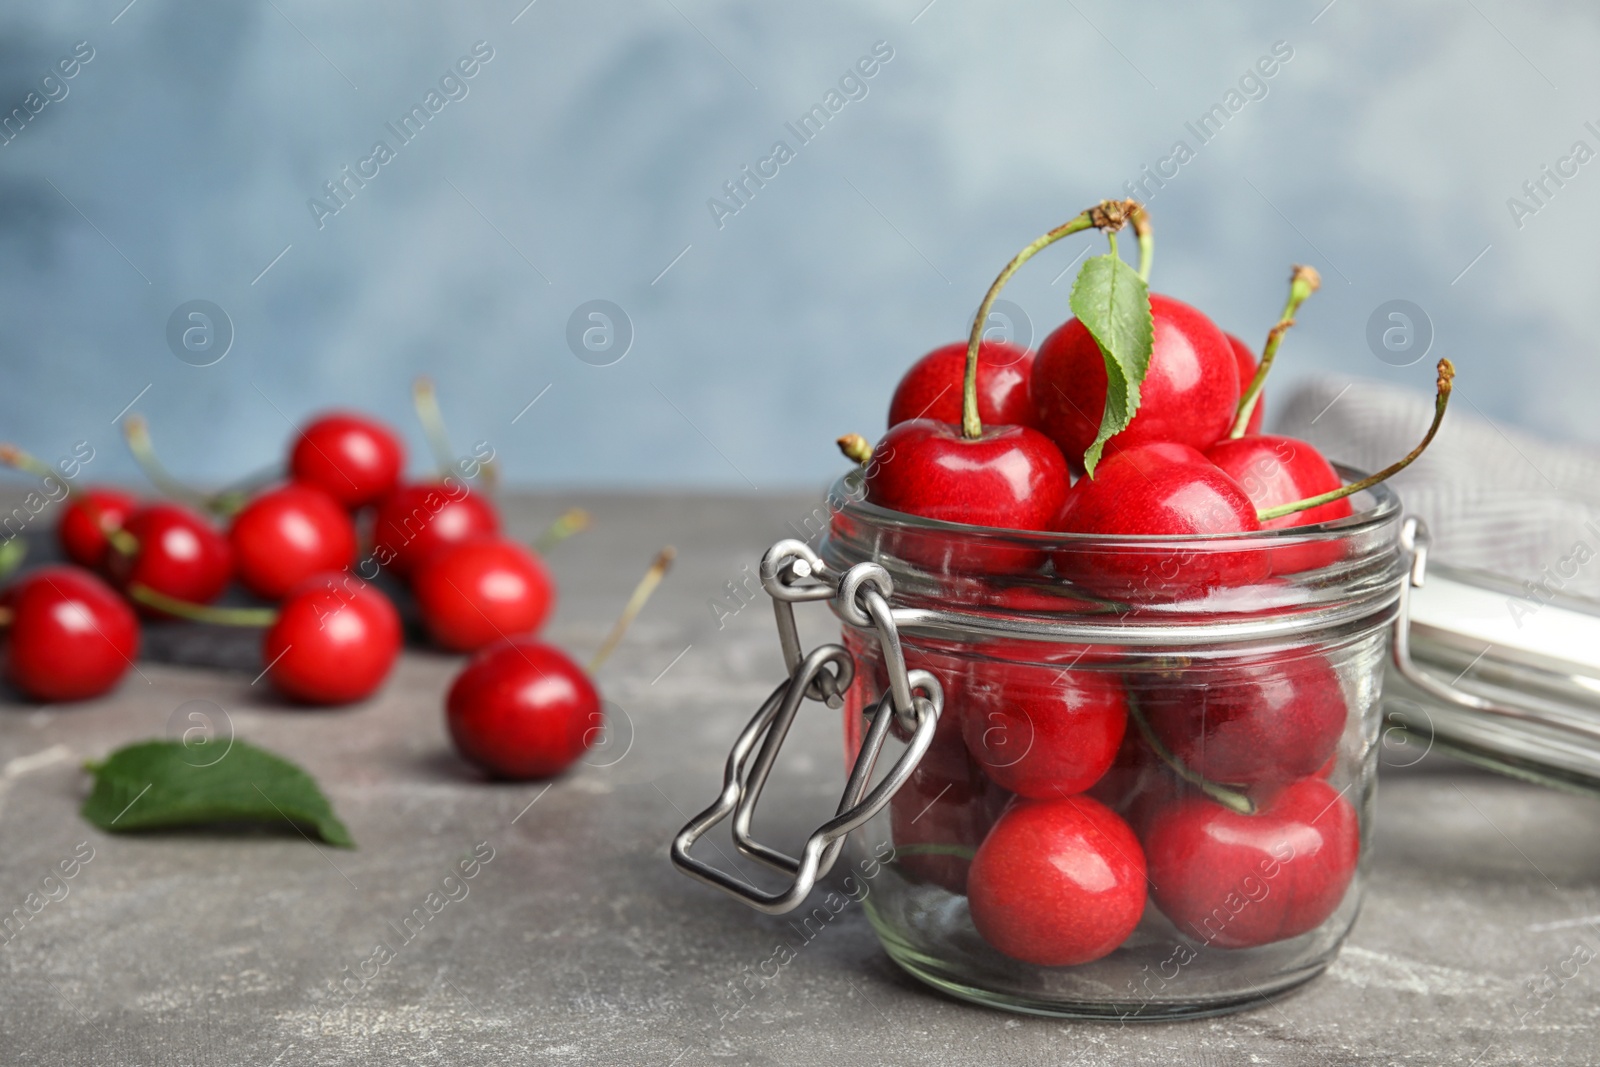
[{"left": 669, "top": 540, "right": 943, "bottom": 915}]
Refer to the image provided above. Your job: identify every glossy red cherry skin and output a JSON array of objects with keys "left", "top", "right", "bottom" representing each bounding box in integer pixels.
[
  {"left": 1205, "top": 434, "right": 1352, "bottom": 575},
  {"left": 1137, "top": 654, "right": 1347, "bottom": 786},
  {"left": 372, "top": 484, "right": 500, "bottom": 578},
  {"left": 1052, "top": 443, "right": 1266, "bottom": 600},
  {"left": 1226, "top": 333, "right": 1264, "bottom": 436},
  {"left": 1032, "top": 293, "right": 1239, "bottom": 467},
  {"left": 0, "top": 566, "right": 139, "bottom": 702},
  {"left": 264, "top": 574, "right": 401, "bottom": 705},
  {"left": 446, "top": 639, "right": 601, "bottom": 779},
  {"left": 412, "top": 537, "right": 555, "bottom": 652},
  {"left": 867, "top": 420, "right": 1069, "bottom": 531},
  {"left": 108, "top": 503, "right": 233, "bottom": 611},
  {"left": 228, "top": 484, "right": 357, "bottom": 601},
  {"left": 968, "top": 795, "right": 1147, "bottom": 966},
  {"left": 1144, "top": 777, "right": 1358, "bottom": 949},
  {"left": 289, "top": 411, "right": 406, "bottom": 509},
  {"left": 58, "top": 488, "right": 138, "bottom": 571},
  {"left": 888, "top": 341, "right": 1035, "bottom": 429},
  {"left": 960, "top": 661, "right": 1126, "bottom": 798}
]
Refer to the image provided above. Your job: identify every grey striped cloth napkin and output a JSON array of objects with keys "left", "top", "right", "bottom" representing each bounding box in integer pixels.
[{"left": 1274, "top": 378, "right": 1600, "bottom": 600}]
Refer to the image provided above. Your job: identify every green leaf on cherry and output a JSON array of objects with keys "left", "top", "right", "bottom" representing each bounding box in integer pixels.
[
  {"left": 1069, "top": 250, "right": 1154, "bottom": 475},
  {"left": 80, "top": 739, "right": 354, "bottom": 848}
]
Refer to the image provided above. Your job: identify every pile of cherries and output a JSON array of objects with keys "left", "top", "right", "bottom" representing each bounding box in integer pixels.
[
  {"left": 0, "top": 401, "right": 623, "bottom": 783},
  {"left": 847, "top": 200, "right": 1452, "bottom": 967}
]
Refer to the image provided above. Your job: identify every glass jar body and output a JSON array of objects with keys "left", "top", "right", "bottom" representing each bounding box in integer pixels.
[{"left": 821, "top": 474, "right": 1403, "bottom": 1019}]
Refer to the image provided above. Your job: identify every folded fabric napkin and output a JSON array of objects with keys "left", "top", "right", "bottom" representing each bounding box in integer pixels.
[{"left": 1274, "top": 377, "right": 1600, "bottom": 600}]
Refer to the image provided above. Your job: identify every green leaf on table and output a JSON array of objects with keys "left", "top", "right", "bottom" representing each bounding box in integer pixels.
[
  {"left": 1069, "top": 251, "right": 1154, "bottom": 475},
  {"left": 80, "top": 739, "right": 354, "bottom": 848}
]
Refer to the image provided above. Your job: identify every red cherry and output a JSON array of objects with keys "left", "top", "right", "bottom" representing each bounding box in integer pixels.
[
  {"left": 960, "top": 661, "right": 1126, "bottom": 798},
  {"left": 1052, "top": 443, "right": 1266, "bottom": 599},
  {"left": 1205, "top": 434, "right": 1352, "bottom": 575},
  {"left": 58, "top": 488, "right": 138, "bottom": 571},
  {"left": 1032, "top": 293, "right": 1239, "bottom": 467},
  {"left": 1144, "top": 776, "right": 1358, "bottom": 949},
  {"left": 372, "top": 483, "right": 500, "bottom": 578},
  {"left": 888, "top": 341, "right": 1035, "bottom": 429},
  {"left": 1136, "top": 654, "right": 1347, "bottom": 786},
  {"left": 108, "top": 503, "right": 233, "bottom": 612},
  {"left": 412, "top": 537, "right": 555, "bottom": 652},
  {"left": 228, "top": 484, "right": 357, "bottom": 601},
  {"left": 289, "top": 411, "right": 405, "bottom": 509},
  {"left": 264, "top": 573, "right": 401, "bottom": 705},
  {"left": 0, "top": 566, "right": 139, "bottom": 702},
  {"left": 863, "top": 420, "right": 1069, "bottom": 575},
  {"left": 445, "top": 639, "right": 601, "bottom": 779},
  {"left": 967, "top": 794, "right": 1147, "bottom": 966},
  {"left": 1226, "top": 333, "right": 1264, "bottom": 436}
]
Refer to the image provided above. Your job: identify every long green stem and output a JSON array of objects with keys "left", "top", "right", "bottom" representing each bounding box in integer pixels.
[
  {"left": 1230, "top": 265, "right": 1321, "bottom": 439},
  {"left": 961, "top": 199, "right": 1154, "bottom": 439},
  {"left": 1257, "top": 358, "right": 1454, "bottom": 522},
  {"left": 123, "top": 416, "right": 216, "bottom": 512},
  {"left": 587, "top": 547, "right": 675, "bottom": 675},
  {"left": 1127, "top": 692, "right": 1256, "bottom": 816},
  {"left": 533, "top": 508, "right": 592, "bottom": 554},
  {"left": 127, "top": 584, "right": 277, "bottom": 626},
  {"left": 0, "top": 443, "right": 138, "bottom": 554},
  {"left": 413, "top": 377, "right": 456, "bottom": 479}
]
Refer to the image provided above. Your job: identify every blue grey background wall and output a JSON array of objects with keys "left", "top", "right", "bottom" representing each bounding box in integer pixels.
[{"left": 0, "top": 0, "right": 1590, "bottom": 488}]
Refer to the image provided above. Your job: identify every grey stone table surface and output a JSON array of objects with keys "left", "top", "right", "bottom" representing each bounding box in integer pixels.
[{"left": 3, "top": 492, "right": 1599, "bottom": 1066}]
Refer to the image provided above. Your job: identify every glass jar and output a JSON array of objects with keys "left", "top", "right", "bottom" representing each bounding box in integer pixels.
[{"left": 817, "top": 469, "right": 1405, "bottom": 1020}]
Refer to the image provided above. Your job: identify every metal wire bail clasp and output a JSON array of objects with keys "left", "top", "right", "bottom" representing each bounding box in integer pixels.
[{"left": 670, "top": 540, "right": 944, "bottom": 915}]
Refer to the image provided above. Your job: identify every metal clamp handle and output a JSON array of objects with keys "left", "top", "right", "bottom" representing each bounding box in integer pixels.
[
  {"left": 1392, "top": 517, "right": 1600, "bottom": 744},
  {"left": 671, "top": 545, "right": 943, "bottom": 915}
]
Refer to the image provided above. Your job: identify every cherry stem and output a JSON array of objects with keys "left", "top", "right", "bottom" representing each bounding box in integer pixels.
[
  {"left": 127, "top": 583, "right": 277, "bottom": 627},
  {"left": 122, "top": 416, "right": 222, "bottom": 514},
  {"left": 0, "top": 444, "right": 139, "bottom": 555},
  {"left": 0, "top": 539, "right": 26, "bottom": 583},
  {"left": 1230, "top": 265, "right": 1321, "bottom": 439},
  {"left": 961, "top": 199, "right": 1154, "bottom": 440},
  {"left": 209, "top": 463, "right": 282, "bottom": 517},
  {"left": 1127, "top": 692, "right": 1256, "bottom": 816},
  {"left": 836, "top": 434, "right": 873, "bottom": 466},
  {"left": 412, "top": 377, "right": 457, "bottom": 480},
  {"left": 533, "top": 508, "right": 591, "bottom": 554},
  {"left": 1256, "top": 358, "right": 1455, "bottom": 522},
  {"left": 587, "top": 546, "right": 675, "bottom": 675}
]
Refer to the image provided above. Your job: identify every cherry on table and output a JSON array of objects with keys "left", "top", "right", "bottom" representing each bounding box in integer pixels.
[
  {"left": 108, "top": 503, "right": 233, "bottom": 614},
  {"left": 0, "top": 565, "right": 139, "bottom": 702},
  {"left": 1143, "top": 776, "right": 1358, "bottom": 949},
  {"left": 264, "top": 573, "right": 402, "bottom": 705},
  {"left": 967, "top": 794, "right": 1147, "bottom": 966},
  {"left": 446, "top": 639, "right": 601, "bottom": 779},
  {"left": 372, "top": 483, "right": 501, "bottom": 578},
  {"left": 888, "top": 340, "right": 1035, "bottom": 429},
  {"left": 289, "top": 411, "right": 406, "bottom": 509},
  {"left": 58, "top": 488, "right": 138, "bottom": 571},
  {"left": 228, "top": 483, "right": 358, "bottom": 600},
  {"left": 411, "top": 536, "right": 555, "bottom": 652},
  {"left": 1032, "top": 293, "right": 1239, "bottom": 467}
]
